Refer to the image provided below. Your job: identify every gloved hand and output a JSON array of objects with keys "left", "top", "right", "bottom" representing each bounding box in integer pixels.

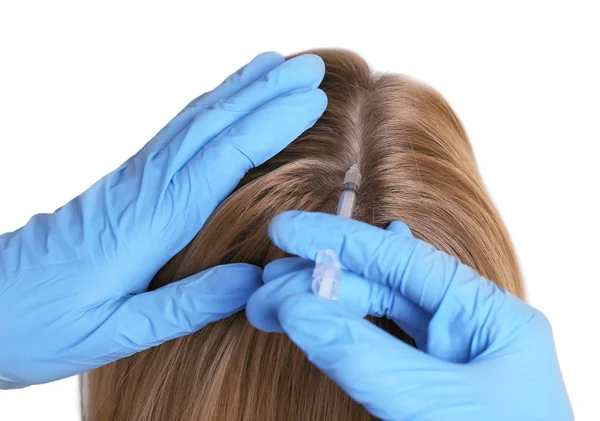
[
  {"left": 0, "top": 53, "right": 327, "bottom": 389},
  {"left": 247, "top": 211, "right": 573, "bottom": 421}
]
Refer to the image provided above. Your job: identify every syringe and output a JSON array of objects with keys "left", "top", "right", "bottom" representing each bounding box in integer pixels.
[{"left": 311, "top": 164, "right": 362, "bottom": 300}]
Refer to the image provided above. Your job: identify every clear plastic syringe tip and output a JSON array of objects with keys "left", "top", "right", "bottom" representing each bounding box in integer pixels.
[
  {"left": 311, "top": 249, "right": 342, "bottom": 300},
  {"left": 344, "top": 164, "right": 361, "bottom": 186}
]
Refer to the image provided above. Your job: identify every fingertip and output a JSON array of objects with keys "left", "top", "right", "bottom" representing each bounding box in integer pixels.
[
  {"left": 224, "top": 262, "right": 264, "bottom": 278},
  {"left": 269, "top": 211, "right": 340, "bottom": 256},
  {"left": 185, "top": 51, "right": 285, "bottom": 112},
  {"left": 282, "top": 54, "right": 326, "bottom": 88},
  {"left": 246, "top": 272, "right": 309, "bottom": 333},
  {"left": 263, "top": 257, "right": 311, "bottom": 283},
  {"left": 278, "top": 294, "right": 351, "bottom": 349},
  {"left": 268, "top": 210, "right": 302, "bottom": 243},
  {"left": 227, "top": 51, "right": 284, "bottom": 87},
  {"left": 297, "top": 53, "right": 325, "bottom": 72},
  {"left": 278, "top": 293, "right": 323, "bottom": 326},
  {"left": 211, "top": 261, "right": 262, "bottom": 275},
  {"left": 224, "top": 262, "right": 264, "bottom": 291},
  {"left": 243, "top": 52, "right": 285, "bottom": 75},
  {"left": 290, "top": 88, "right": 328, "bottom": 130},
  {"left": 283, "top": 87, "right": 327, "bottom": 110},
  {"left": 253, "top": 51, "right": 285, "bottom": 64},
  {"left": 190, "top": 263, "right": 263, "bottom": 295},
  {"left": 312, "top": 88, "right": 328, "bottom": 114},
  {"left": 288, "top": 53, "right": 325, "bottom": 79},
  {"left": 278, "top": 293, "right": 346, "bottom": 327},
  {"left": 245, "top": 286, "right": 270, "bottom": 331},
  {"left": 249, "top": 267, "right": 323, "bottom": 334},
  {"left": 386, "top": 220, "right": 414, "bottom": 237}
]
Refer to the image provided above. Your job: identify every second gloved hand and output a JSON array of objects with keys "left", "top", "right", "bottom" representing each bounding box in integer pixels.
[
  {"left": 0, "top": 53, "right": 327, "bottom": 388},
  {"left": 247, "top": 211, "right": 573, "bottom": 421}
]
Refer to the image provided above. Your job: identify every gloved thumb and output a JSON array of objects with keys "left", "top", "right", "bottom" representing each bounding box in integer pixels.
[
  {"left": 277, "top": 292, "right": 447, "bottom": 421},
  {"left": 85, "top": 263, "right": 262, "bottom": 360},
  {"left": 385, "top": 220, "right": 414, "bottom": 236}
]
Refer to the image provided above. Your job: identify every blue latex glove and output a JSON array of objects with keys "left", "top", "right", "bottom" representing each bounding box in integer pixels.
[
  {"left": 0, "top": 53, "right": 327, "bottom": 389},
  {"left": 247, "top": 211, "right": 573, "bottom": 421}
]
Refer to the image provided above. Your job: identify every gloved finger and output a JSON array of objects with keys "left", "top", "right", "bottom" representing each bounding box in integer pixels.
[
  {"left": 247, "top": 267, "right": 430, "bottom": 339},
  {"left": 263, "top": 222, "right": 413, "bottom": 283},
  {"left": 277, "top": 293, "right": 447, "bottom": 420},
  {"left": 94, "top": 263, "right": 262, "bottom": 358},
  {"left": 269, "top": 211, "right": 495, "bottom": 314},
  {"left": 386, "top": 220, "right": 414, "bottom": 237},
  {"left": 261, "top": 256, "right": 429, "bottom": 348},
  {"left": 171, "top": 88, "right": 327, "bottom": 222},
  {"left": 184, "top": 52, "right": 286, "bottom": 110},
  {"left": 263, "top": 257, "right": 313, "bottom": 283},
  {"left": 143, "top": 52, "right": 284, "bottom": 155},
  {"left": 158, "top": 54, "right": 326, "bottom": 176}
]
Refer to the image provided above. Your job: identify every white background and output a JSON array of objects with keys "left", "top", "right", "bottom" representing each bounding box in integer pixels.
[{"left": 1, "top": 1, "right": 598, "bottom": 420}]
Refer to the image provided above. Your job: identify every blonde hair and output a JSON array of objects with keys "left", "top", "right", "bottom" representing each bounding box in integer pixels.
[{"left": 83, "top": 49, "right": 523, "bottom": 420}]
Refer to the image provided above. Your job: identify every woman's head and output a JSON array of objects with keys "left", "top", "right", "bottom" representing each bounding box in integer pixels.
[{"left": 84, "top": 49, "right": 522, "bottom": 420}]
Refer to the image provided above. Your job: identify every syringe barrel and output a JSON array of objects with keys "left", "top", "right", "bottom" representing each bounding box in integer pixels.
[{"left": 336, "top": 164, "right": 361, "bottom": 218}]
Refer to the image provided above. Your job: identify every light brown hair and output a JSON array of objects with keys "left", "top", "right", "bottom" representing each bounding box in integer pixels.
[{"left": 83, "top": 49, "right": 523, "bottom": 420}]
